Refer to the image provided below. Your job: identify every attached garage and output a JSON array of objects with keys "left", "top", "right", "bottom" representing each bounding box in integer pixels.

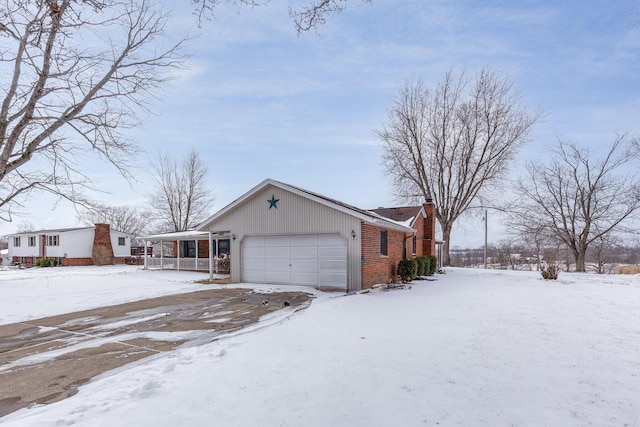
[
  {"left": 196, "top": 179, "right": 422, "bottom": 292},
  {"left": 242, "top": 234, "right": 347, "bottom": 288}
]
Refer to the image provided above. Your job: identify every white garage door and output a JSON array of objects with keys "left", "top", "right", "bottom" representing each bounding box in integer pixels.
[{"left": 242, "top": 234, "right": 347, "bottom": 289}]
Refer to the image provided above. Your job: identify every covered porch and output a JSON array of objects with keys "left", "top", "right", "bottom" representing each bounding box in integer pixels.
[{"left": 140, "top": 230, "right": 231, "bottom": 279}]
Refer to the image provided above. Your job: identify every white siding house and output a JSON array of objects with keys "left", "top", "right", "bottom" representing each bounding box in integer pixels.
[{"left": 7, "top": 224, "right": 132, "bottom": 266}]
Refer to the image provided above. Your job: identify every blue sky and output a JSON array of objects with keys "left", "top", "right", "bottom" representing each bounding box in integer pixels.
[{"left": 2, "top": 0, "right": 639, "bottom": 247}]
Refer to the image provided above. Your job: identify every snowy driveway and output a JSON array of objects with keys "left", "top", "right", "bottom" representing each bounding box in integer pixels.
[{"left": 0, "top": 287, "right": 313, "bottom": 417}]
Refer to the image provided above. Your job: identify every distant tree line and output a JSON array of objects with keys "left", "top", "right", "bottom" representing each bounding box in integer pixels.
[{"left": 450, "top": 238, "right": 640, "bottom": 274}]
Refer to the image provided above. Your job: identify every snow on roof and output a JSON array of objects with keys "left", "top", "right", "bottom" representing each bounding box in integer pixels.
[
  {"left": 6, "top": 226, "right": 95, "bottom": 236},
  {"left": 139, "top": 230, "right": 229, "bottom": 241},
  {"left": 6, "top": 224, "right": 133, "bottom": 236}
]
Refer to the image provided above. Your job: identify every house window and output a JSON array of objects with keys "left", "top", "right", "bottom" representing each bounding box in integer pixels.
[
  {"left": 218, "top": 239, "right": 230, "bottom": 256},
  {"left": 380, "top": 231, "right": 388, "bottom": 256},
  {"left": 13, "top": 237, "right": 20, "bottom": 247},
  {"left": 47, "top": 235, "right": 59, "bottom": 246},
  {"left": 412, "top": 235, "right": 417, "bottom": 255},
  {"left": 118, "top": 237, "right": 126, "bottom": 246},
  {"left": 180, "top": 241, "right": 197, "bottom": 258},
  {"left": 28, "top": 236, "right": 36, "bottom": 247}
]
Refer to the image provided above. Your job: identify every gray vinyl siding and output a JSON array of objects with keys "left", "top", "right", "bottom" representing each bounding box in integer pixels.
[{"left": 201, "top": 184, "right": 362, "bottom": 292}]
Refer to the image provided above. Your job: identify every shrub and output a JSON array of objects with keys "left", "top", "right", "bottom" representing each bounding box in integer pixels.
[
  {"left": 416, "top": 256, "right": 427, "bottom": 277},
  {"left": 397, "top": 259, "right": 417, "bottom": 283},
  {"left": 35, "top": 257, "right": 57, "bottom": 267},
  {"left": 217, "top": 257, "right": 231, "bottom": 273},
  {"left": 541, "top": 264, "right": 560, "bottom": 280},
  {"left": 426, "top": 255, "right": 438, "bottom": 275}
]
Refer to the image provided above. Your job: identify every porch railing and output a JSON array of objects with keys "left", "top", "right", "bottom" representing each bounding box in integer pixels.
[{"left": 144, "top": 257, "right": 230, "bottom": 274}]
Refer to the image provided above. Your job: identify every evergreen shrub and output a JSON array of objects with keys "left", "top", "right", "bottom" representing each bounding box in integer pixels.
[
  {"left": 416, "top": 256, "right": 427, "bottom": 277},
  {"left": 35, "top": 257, "right": 57, "bottom": 267},
  {"left": 397, "top": 259, "right": 417, "bottom": 283},
  {"left": 426, "top": 255, "right": 438, "bottom": 275}
]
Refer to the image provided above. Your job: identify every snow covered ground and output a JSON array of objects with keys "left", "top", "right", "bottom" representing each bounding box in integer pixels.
[{"left": 1, "top": 266, "right": 639, "bottom": 426}]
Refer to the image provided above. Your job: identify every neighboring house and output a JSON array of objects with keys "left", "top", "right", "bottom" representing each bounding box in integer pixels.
[
  {"left": 7, "top": 224, "right": 132, "bottom": 266},
  {"left": 143, "top": 179, "right": 437, "bottom": 292},
  {"left": 1, "top": 248, "right": 9, "bottom": 266}
]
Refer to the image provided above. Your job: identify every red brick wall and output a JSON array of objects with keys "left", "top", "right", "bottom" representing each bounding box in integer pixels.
[
  {"left": 361, "top": 222, "right": 409, "bottom": 289},
  {"left": 93, "top": 223, "right": 114, "bottom": 265},
  {"left": 422, "top": 201, "right": 436, "bottom": 256},
  {"left": 409, "top": 201, "right": 437, "bottom": 258}
]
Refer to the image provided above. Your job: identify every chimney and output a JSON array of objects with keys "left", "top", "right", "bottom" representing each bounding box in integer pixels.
[
  {"left": 422, "top": 199, "right": 436, "bottom": 256},
  {"left": 92, "top": 223, "right": 114, "bottom": 265}
]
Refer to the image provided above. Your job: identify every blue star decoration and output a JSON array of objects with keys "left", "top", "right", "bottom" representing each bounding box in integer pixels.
[{"left": 267, "top": 194, "right": 279, "bottom": 209}]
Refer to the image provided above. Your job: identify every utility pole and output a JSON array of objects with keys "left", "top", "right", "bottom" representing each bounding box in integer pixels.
[{"left": 484, "top": 209, "right": 488, "bottom": 269}]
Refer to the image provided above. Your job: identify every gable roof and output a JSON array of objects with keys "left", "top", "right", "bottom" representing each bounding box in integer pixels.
[
  {"left": 197, "top": 178, "right": 415, "bottom": 233},
  {"left": 369, "top": 206, "right": 424, "bottom": 227}
]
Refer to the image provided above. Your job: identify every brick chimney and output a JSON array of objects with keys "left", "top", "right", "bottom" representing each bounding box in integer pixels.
[
  {"left": 422, "top": 199, "right": 436, "bottom": 256},
  {"left": 92, "top": 223, "right": 114, "bottom": 265}
]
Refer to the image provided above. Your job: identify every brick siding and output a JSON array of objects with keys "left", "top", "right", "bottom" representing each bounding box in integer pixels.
[
  {"left": 361, "top": 222, "right": 408, "bottom": 289},
  {"left": 93, "top": 223, "right": 114, "bottom": 265},
  {"left": 422, "top": 201, "right": 437, "bottom": 256}
]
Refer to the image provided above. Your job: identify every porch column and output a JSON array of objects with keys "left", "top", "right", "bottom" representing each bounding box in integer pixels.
[
  {"left": 195, "top": 239, "right": 198, "bottom": 271},
  {"left": 177, "top": 240, "right": 181, "bottom": 271},
  {"left": 160, "top": 240, "right": 164, "bottom": 270},
  {"left": 143, "top": 240, "right": 148, "bottom": 270},
  {"left": 208, "top": 232, "right": 213, "bottom": 280}
]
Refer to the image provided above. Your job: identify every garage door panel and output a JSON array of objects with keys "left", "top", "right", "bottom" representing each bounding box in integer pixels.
[
  {"left": 242, "top": 234, "right": 346, "bottom": 289},
  {"left": 290, "top": 272, "right": 317, "bottom": 286},
  {"left": 268, "top": 259, "right": 291, "bottom": 270},
  {"left": 291, "top": 247, "right": 317, "bottom": 259},
  {"left": 318, "top": 247, "right": 347, "bottom": 259},
  {"left": 292, "top": 259, "right": 317, "bottom": 271},
  {"left": 266, "top": 271, "right": 290, "bottom": 283},
  {"left": 243, "top": 246, "right": 265, "bottom": 258},
  {"left": 266, "top": 235, "right": 290, "bottom": 246},
  {"left": 266, "top": 246, "right": 290, "bottom": 260}
]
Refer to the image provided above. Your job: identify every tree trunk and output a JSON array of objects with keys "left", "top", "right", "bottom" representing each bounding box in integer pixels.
[
  {"left": 441, "top": 223, "right": 452, "bottom": 266},
  {"left": 575, "top": 248, "right": 586, "bottom": 272}
]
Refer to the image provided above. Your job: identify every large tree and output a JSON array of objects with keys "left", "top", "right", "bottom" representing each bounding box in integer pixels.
[
  {"left": 194, "top": 0, "right": 372, "bottom": 34},
  {"left": 378, "top": 68, "right": 539, "bottom": 265},
  {"left": 511, "top": 136, "right": 640, "bottom": 272},
  {"left": 0, "top": 0, "right": 184, "bottom": 221},
  {"left": 148, "top": 150, "right": 214, "bottom": 232}
]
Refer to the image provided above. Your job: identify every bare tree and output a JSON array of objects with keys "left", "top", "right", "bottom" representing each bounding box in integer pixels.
[
  {"left": 193, "top": 0, "right": 372, "bottom": 34},
  {"left": 512, "top": 136, "right": 640, "bottom": 272},
  {"left": 148, "top": 150, "right": 214, "bottom": 232},
  {"left": 0, "top": 0, "right": 184, "bottom": 222},
  {"left": 378, "top": 68, "right": 539, "bottom": 265},
  {"left": 288, "top": 0, "right": 373, "bottom": 34},
  {"left": 77, "top": 204, "right": 152, "bottom": 238},
  {"left": 16, "top": 220, "right": 35, "bottom": 233}
]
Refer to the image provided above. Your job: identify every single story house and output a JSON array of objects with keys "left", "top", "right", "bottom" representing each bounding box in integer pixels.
[
  {"left": 143, "top": 179, "right": 437, "bottom": 292},
  {"left": 7, "top": 223, "right": 132, "bottom": 266}
]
